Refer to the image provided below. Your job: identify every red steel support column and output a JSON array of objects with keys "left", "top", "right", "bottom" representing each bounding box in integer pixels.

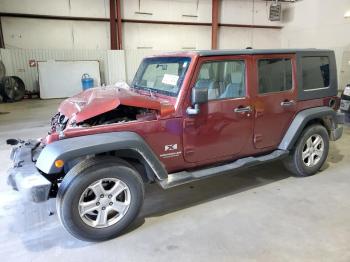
[
  {"left": 116, "top": 0, "right": 123, "bottom": 49},
  {"left": 109, "top": 0, "right": 117, "bottom": 50},
  {"left": 211, "top": 0, "right": 219, "bottom": 49}
]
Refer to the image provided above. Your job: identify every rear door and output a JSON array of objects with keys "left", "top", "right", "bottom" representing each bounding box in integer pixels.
[{"left": 252, "top": 54, "right": 298, "bottom": 149}]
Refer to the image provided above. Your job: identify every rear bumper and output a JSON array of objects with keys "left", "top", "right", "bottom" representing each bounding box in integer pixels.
[
  {"left": 340, "top": 99, "right": 350, "bottom": 112},
  {"left": 7, "top": 140, "right": 51, "bottom": 203},
  {"left": 330, "top": 126, "right": 343, "bottom": 141},
  {"left": 330, "top": 112, "right": 344, "bottom": 141}
]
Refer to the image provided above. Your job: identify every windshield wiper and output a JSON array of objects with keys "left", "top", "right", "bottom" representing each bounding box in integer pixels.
[{"left": 132, "top": 84, "right": 158, "bottom": 97}]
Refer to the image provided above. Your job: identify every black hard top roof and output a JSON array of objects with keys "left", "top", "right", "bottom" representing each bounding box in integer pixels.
[{"left": 196, "top": 49, "right": 333, "bottom": 56}]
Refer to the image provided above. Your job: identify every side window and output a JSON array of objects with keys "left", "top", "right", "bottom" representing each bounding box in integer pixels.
[
  {"left": 258, "top": 58, "right": 293, "bottom": 94},
  {"left": 302, "top": 56, "right": 330, "bottom": 90},
  {"left": 195, "top": 60, "right": 246, "bottom": 100}
]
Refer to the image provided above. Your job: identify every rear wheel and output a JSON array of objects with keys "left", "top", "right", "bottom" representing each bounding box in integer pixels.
[
  {"left": 283, "top": 124, "right": 329, "bottom": 177},
  {"left": 57, "top": 157, "right": 144, "bottom": 241}
]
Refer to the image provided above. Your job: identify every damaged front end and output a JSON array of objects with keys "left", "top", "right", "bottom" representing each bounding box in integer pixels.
[
  {"left": 75, "top": 105, "right": 157, "bottom": 128},
  {"left": 6, "top": 139, "right": 51, "bottom": 203},
  {"left": 49, "top": 86, "right": 174, "bottom": 133},
  {"left": 6, "top": 86, "right": 175, "bottom": 203},
  {"left": 50, "top": 111, "right": 69, "bottom": 134}
]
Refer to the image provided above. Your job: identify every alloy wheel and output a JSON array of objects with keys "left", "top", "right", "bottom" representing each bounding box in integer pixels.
[
  {"left": 302, "top": 134, "right": 324, "bottom": 167},
  {"left": 78, "top": 178, "right": 131, "bottom": 228}
]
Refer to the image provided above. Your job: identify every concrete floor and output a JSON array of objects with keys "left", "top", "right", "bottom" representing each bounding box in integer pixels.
[{"left": 0, "top": 99, "right": 350, "bottom": 262}]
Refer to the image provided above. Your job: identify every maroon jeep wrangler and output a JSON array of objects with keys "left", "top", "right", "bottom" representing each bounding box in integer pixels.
[{"left": 7, "top": 49, "right": 344, "bottom": 241}]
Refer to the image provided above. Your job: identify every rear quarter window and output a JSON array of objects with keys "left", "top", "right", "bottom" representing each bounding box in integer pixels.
[{"left": 302, "top": 56, "right": 330, "bottom": 90}]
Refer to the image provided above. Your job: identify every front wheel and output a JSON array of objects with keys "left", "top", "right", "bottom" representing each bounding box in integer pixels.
[
  {"left": 57, "top": 157, "right": 144, "bottom": 242},
  {"left": 283, "top": 124, "right": 329, "bottom": 177}
]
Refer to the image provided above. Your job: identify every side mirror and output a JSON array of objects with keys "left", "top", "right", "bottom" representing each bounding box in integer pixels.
[
  {"left": 191, "top": 87, "right": 208, "bottom": 105},
  {"left": 186, "top": 87, "right": 208, "bottom": 116}
]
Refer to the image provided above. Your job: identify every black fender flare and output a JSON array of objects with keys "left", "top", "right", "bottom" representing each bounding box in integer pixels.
[
  {"left": 36, "top": 131, "right": 168, "bottom": 180},
  {"left": 278, "top": 106, "right": 342, "bottom": 150}
]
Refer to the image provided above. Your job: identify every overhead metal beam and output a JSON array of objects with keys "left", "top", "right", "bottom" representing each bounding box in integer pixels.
[
  {"left": 0, "top": 12, "right": 110, "bottom": 22},
  {"left": 109, "top": 0, "right": 117, "bottom": 50},
  {"left": 116, "top": 0, "right": 123, "bottom": 49},
  {"left": 211, "top": 0, "right": 219, "bottom": 49},
  {"left": 263, "top": 0, "right": 297, "bottom": 2},
  {"left": 0, "top": 12, "right": 283, "bottom": 29},
  {"left": 123, "top": 19, "right": 210, "bottom": 26},
  {"left": 220, "top": 23, "right": 282, "bottom": 29},
  {"left": 123, "top": 19, "right": 282, "bottom": 29}
]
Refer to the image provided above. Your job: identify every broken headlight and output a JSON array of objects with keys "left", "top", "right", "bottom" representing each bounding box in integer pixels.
[{"left": 50, "top": 112, "right": 68, "bottom": 134}]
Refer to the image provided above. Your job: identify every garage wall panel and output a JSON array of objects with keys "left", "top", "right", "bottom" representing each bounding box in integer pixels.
[
  {"left": 123, "top": 23, "right": 211, "bottom": 50},
  {"left": 251, "top": 28, "right": 282, "bottom": 49},
  {"left": 218, "top": 27, "right": 281, "bottom": 49},
  {"left": 69, "top": 0, "right": 109, "bottom": 18},
  {"left": 0, "top": 0, "right": 110, "bottom": 18},
  {"left": 107, "top": 50, "right": 126, "bottom": 85},
  {"left": 218, "top": 27, "right": 252, "bottom": 49},
  {"left": 2, "top": 17, "right": 74, "bottom": 49},
  {"left": 220, "top": 0, "right": 283, "bottom": 26},
  {"left": 122, "top": 0, "right": 211, "bottom": 23},
  {"left": 1, "top": 17, "right": 110, "bottom": 50}
]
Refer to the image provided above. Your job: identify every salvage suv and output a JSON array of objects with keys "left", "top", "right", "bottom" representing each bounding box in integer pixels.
[{"left": 7, "top": 49, "right": 344, "bottom": 241}]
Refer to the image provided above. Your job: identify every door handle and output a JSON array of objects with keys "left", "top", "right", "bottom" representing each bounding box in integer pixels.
[
  {"left": 234, "top": 106, "right": 252, "bottom": 113},
  {"left": 280, "top": 100, "right": 295, "bottom": 107}
]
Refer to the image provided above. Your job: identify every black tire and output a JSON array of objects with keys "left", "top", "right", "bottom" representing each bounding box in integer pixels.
[
  {"left": 283, "top": 124, "right": 329, "bottom": 177},
  {"left": 57, "top": 157, "right": 144, "bottom": 242},
  {"left": 0, "top": 76, "right": 25, "bottom": 102}
]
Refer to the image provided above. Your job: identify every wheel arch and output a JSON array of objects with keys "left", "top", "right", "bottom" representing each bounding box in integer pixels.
[
  {"left": 104, "top": 149, "right": 159, "bottom": 183},
  {"left": 36, "top": 131, "right": 168, "bottom": 181},
  {"left": 278, "top": 106, "right": 339, "bottom": 150}
]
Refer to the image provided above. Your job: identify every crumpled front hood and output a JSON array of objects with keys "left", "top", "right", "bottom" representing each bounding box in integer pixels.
[{"left": 58, "top": 86, "right": 175, "bottom": 123}]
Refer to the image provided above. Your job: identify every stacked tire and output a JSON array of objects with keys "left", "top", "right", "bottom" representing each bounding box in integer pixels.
[
  {"left": 0, "top": 60, "right": 25, "bottom": 102},
  {"left": 0, "top": 76, "right": 25, "bottom": 102}
]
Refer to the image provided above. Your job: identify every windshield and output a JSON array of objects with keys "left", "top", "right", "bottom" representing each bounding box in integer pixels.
[{"left": 132, "top": 57, "right": 191, "bottom": 97}]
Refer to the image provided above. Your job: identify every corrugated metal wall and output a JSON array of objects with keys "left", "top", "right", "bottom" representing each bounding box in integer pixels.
[
  {"left": 106, "top": 50, "right": 126, "bottom": 85},
  {"left": 124, "top": 49, "right": 165, "bottom": 83},
  {"left": 0, "top": 48, "right": 166, "bottom": 93}
]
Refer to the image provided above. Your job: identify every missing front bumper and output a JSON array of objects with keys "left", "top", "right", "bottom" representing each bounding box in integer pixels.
[{"left": 7, "top": 140, "right": 51, "bottom": 203}]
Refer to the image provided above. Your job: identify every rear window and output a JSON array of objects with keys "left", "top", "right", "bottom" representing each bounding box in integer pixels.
[
  {"left": 302, "top": 56, "right": 330, "bottom": 90},
  {"left": 258, "top": 58, "right": 293, "bottom": 94}
]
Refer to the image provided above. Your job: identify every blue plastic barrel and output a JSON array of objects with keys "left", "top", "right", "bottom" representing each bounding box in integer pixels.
[{"left": 81, "top": 73, "right": 94, "bottom": 90}]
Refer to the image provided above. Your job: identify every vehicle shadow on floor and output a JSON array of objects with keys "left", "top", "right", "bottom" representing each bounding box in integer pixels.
[
  {"left": 127, "top": 161, "right": 292, "bottom": 234},
  {"left": 327, "top": 143, "right": 344, "bottom": 164},
  {"left": 0, "top": 196, "right": 91, "bottom": 252},
  {"left": 2, "top": 161, "right": 292, "bottom": 252}
]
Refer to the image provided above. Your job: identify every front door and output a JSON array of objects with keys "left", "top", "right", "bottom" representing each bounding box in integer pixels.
[
  {"left": 183, "top": 56, "right": 254, "bottom": 164},
  {"left": 252, "top": 54, "right": 298, "bottom": 149}
]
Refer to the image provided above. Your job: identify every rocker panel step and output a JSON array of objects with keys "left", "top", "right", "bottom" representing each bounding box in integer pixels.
[{"left": 159, "top": 149, "right": 289, "bottom": 189}]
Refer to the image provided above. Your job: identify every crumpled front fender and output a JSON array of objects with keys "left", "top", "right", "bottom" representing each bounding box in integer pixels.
[{"left": 36, "top": 131, "right": 168, "bottom": 180}]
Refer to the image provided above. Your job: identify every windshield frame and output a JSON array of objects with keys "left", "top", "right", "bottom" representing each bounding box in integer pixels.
[{"left": 131, "top": 56, "right": 192, "bottom": 97}]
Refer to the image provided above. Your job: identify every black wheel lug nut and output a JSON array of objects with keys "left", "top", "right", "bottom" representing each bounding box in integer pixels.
[
  {"left": 96, "top": 202, "right": 100, "bottom": 206},
  {"left": 109, "top": 202, "right": 113, "bottom": 205}
]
